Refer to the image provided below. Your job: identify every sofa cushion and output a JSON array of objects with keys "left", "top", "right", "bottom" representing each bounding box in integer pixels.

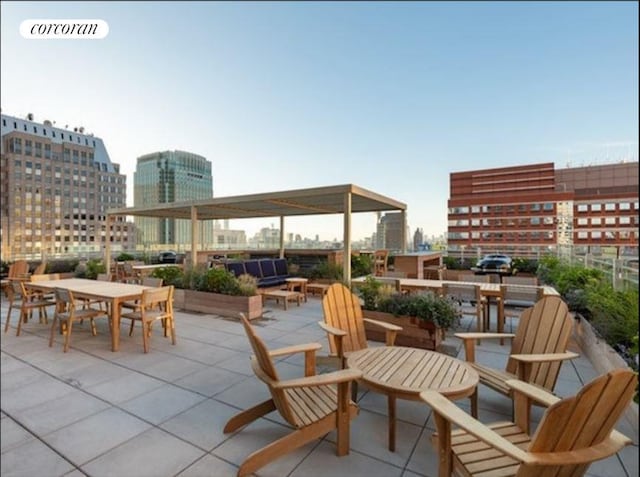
[
  {"left": 244, "top": 260, "right": 263, "bottom": 279},
  {"left": 274, "top": 258, "right": 289, "bottom": 276},
  {"left": 260, "top": 260, "right": 277, "bottom": 278},
  {"left": 226, "top": 262, "right": 246, "bottom": 277}
]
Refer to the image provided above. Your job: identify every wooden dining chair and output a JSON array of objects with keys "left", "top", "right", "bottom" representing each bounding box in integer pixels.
[
  {"left": 122, "top": 277, "right": 164, "bottom": 336},
  {"left": 441, "top": 283, "right": 483, "bottom": 333},
  {"left": 373, "top": 249, "right": 389, "bottom": 276},
  {"left": 4, "top": 280, "right": 56, "bottom": 336},
  {"left": 49, "top": 288, "right": 110, "bottom": 352},
  {"left": 455, "top": 295, "right": 578, "bottom": 417},
  {"left": 120, "top": 285, "right": 175, "bottom": 353},
  {"left": 7, "top": 260, "right": 29, "bottom": 279},
  {"left": 421, "top": 369, "right": 637, "bottom": 477},
  {"left": 224, "top": 314, "right": 362, "bottom": 477},
  {"left": 499, "top": 284, "right": 544, "bottom": 338}
]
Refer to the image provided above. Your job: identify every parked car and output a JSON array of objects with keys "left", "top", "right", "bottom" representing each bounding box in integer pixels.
[
  {"left": 158, "top": 251, "right": 177, "bottom": 264},
  {"left": 472, "top": 254, "right": 513, "bottom": 275}
]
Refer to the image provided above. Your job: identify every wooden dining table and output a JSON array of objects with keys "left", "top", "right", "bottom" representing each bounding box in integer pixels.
[
  {"left": 26, "top": 278, "right": 152, "bottom": 352},
  {"left": 346, "top": 346, "right": 479, "bottom": 452}
]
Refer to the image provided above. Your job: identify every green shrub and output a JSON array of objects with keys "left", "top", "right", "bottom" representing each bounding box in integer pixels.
[
  {"left": 200, "top": 267, "right": 240, "bottom": 295},
  {"left": 443, "top": 256, "right": 474, "bottom": 270},
  {"left": 306, "top": 261, "right": 343, "bottom": 281},
  {"left": 351, "top": 254, "right": 373, "bottom": 278},
  {"left": 356, "top": 275, "right": 382, "bottom": 310},
  {"left": 236, "top": 273, "right": 258, "bottom": 296},
  {"left": 85, "top": 259, "right": 106, "bottom": 280},
  {"left": 116, "top": 252, "right": 136, "bottom": 261},
  {"left": 586, "top": 283, "right": 638, "bottom": 347},
  {"left": 47, "top": 259, "right": 79, "bottom": 274},
  {"left": 512, "top": 257, "right": 537, "bottom": 274},
  {"left": 377, "top": 292, "right": 457, "bottom": 329},
  {"left": 151, "top": 266, "right": 185, "bottom": 288}
]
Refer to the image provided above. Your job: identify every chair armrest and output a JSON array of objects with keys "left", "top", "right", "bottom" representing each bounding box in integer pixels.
[
  {"left": 420, "top": 390, "right": 532, "bottom": 463},
  {"left": 455, "top": 332, "right": 516, "bottom": 341},
  {"left": 455, "top": 333, "right": 516, "bottom": 363},
  {"left": 318, "top": 321, "right": 347, "bottom": 337},
  {"left": 528, "top": 432, "right": 631, "bottom": 465},
  {"left": 510, "top": 352, "right": 579, "bottom": 364},
  {"left": 275, "top": 369, "right": 363, "bottom": 389},
  {"left": 269, "top": 342, "right": 322, "bottom": 358},
  {"left": 362, "top": 318, "right": 402, "bottom": 332},
  {"left": 505, "top": 379, "right": 562, "bottom": 407}
]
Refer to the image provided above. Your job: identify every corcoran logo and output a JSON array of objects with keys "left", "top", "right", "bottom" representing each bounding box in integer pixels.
[{"left": 20, "top": 19, "right": 109, "bottom": 39}]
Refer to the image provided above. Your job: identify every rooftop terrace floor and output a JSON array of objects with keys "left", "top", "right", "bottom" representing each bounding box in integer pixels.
[{"left": 1, "top": 295, "right": 638, "bottom": 477}]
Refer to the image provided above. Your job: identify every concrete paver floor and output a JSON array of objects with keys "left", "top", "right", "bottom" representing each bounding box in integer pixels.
[{"left": 1, "top": 295, "right": 638, "bottom": 477}]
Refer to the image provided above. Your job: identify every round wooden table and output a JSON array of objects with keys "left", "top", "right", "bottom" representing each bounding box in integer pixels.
[{"left": 346, "top": 346, "right": 479, "bottom": 451}]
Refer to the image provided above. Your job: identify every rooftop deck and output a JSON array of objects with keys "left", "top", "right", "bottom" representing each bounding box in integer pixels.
[{"left": 1, "top": 295, "right": 637, "bottom": 477}]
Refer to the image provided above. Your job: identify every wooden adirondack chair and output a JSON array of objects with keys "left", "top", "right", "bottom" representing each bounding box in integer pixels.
[
  {"left": 224, "top": 314, "right": 362, "bottom": 477},
  {"left": 319, "top": 283, "right": 402, "bottom": 367},
  {"left": 421, "top": 369, "right": 637, "bottom": 477},
  {"left": 455, "top": 295, "right": 578, "bottom": 417}
]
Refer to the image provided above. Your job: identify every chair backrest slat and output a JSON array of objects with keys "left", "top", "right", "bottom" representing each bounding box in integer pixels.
[
  {"left": 322, "top": 283, "right": 368, "bottom": 355},
  {"left": 521, "top": 370, "right": 637, "bottom": 477},
  {"left": 442, "top": 283, "right": 481, "bottom": 303},
  {"left": 506, "top": 296, "right": 572, "bottom": 390}
]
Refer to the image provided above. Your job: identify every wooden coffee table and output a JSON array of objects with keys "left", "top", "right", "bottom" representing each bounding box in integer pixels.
[
  {"left": 346, "top": 346, "right": 479, "bottom": 451},
  {"left": 307, "top": 283, "right": 330, "bottom": 297},
  {"left": 261, "top": 290, "right": 302, "bottom": 310}
]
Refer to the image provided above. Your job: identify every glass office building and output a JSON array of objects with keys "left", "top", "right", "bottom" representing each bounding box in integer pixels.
[{"left": 134, "top": 150, "right": 215, "bottom": 248}]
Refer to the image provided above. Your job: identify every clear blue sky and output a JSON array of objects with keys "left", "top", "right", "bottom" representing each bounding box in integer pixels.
[{"left": 2, "top": 1, "right": 638, "bottom": 242}]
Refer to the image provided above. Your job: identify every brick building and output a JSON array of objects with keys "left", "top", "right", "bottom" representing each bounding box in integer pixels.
[{"left": 447, "top": 162, "right": 639, "bottom": 258}]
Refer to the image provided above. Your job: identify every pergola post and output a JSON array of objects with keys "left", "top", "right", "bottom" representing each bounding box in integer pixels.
[
  {"left": 191, "top": 206, "right": 198, "bottom": 269},
  {"left": 400, "top": 210, "right": 407, "bottom": 253},
  {"left": 279, "top": 215, "right": 285, "bottom": 258},
  {"left": 105, "top": 214, "right": 112, "bottom": 269},
  {"left": 343, "top": 192, "right": 352, "bottom": 285}
]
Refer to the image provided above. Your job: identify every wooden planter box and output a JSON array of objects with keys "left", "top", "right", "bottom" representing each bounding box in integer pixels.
[
  {"left": 362, "top": 310, "right": 442, "bottom": 351},
  {"left": 173, "top": 289, "right": 263, "bottom": 320}
]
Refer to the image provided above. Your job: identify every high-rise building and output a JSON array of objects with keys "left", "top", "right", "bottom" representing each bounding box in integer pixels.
[
  {"left": 133, "top": 150, "right": 215, "bottom": 248},
  {"left": 0, "top": 113, "right": 133, "bottom": 260},
  {"left": 413, "top": 227, "right": 424, "bottom": 251},
  {"left": 447, "top": 162, "right": 639, "bottom": 258},
  {"left": 376, "top": 212, "right": 406, "bottom": 251}
]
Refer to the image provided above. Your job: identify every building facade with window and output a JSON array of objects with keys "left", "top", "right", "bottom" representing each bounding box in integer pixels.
[
  {"left": 0, "top": 113, "right": 134, "bottom": 260},
  {"left": 376, "top": 212, "right": 407, "bottom": 251},
  {"left": 447, "top": 162, "right": 639, "bottom": 258},
  {"left": 133, "top": 150, "right": 216, "bottom": 249}
]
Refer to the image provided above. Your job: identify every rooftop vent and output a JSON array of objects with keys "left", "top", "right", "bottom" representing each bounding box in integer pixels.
[
  {"left": 27, "top": 113, "right": 34, "bottom": 121},
  {"left": 43, "top": 120, "right": 52, "bottom": 127}
]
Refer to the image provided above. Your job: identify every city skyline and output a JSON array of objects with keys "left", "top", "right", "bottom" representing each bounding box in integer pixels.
[{"left": 1, "top": 1, "right": 637, "bottom": 241}]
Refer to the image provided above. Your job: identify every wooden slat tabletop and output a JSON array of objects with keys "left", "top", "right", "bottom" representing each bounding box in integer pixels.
[{"left": 346, "top": 346, "right": 478, "bottom": 400}]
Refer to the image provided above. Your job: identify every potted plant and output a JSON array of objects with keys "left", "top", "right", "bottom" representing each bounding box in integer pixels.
[
  {"left": 355, "top": 277, "right": 457, "bottom": 350},
  {"left": 151, "top": 265, "right": 263, "bottom": 320}
]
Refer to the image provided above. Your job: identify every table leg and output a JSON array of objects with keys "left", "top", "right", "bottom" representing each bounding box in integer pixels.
[
  {"left": 110, "top": 299, "right": 120, "bottom": 352},
  {"left": 388, "top": 394, "right": 396, "bottom": 452}
]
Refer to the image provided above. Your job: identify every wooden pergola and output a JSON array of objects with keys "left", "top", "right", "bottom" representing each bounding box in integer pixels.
[{"left": 105, "top": 184, "right": 407, "bottom": 283}]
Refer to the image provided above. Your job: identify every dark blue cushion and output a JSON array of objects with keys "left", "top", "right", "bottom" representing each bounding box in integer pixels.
[
  {"left": 274, "top": 258, "right": 288, "bottom": 276},
  {"left": 225, "top": 262, "right": 246, "bottom": 277},
  {"left": 260, "top": 260, "right": 277, "bottom": 278},
  {"left": 244, "top": 260, "right": 263, "bottom": 279}
]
